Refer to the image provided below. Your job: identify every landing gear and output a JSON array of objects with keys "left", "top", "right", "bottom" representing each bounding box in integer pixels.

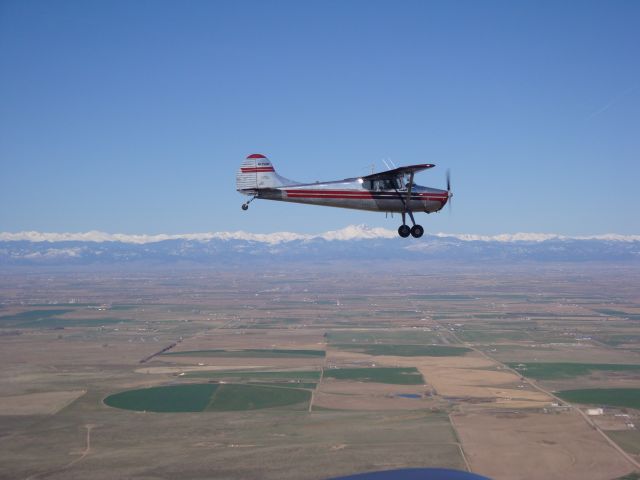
[
  {"left": 394, "top": 173, "right": 424, "bottom": 239},
  {"left": 397, "top": 223, "right": 424, "bottom": 238},
  {"left": 398, "top": 225, "right": 411, "bottom": 238},
  {"left": 397, "top": 211, "right": 424, "bottom": 238},
  {"left": 410, "top": 225, "right": 424, "bottom": 238},
  {"left": 241, "top": 195, "right": 257, "bottom": 211}
]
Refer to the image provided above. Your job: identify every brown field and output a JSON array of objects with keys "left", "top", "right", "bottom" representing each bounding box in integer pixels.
[
  {"left": 0, "top": 390, "right": 86, "bottom": 415},
  {"left": 314, "top": 380, "right": 436, "bottom": 411},
  {"left": 453, "top": 411, "right": 633, "bottom": 480},
  {"left": 158, "top": 355, "right": 325, "bottom": 369},
  {"left": 172, "top": 328, "right": 327, "bottom": 351}
]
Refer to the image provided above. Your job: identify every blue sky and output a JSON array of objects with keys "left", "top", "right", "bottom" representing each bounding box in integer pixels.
[{"left": 1, "top": 0, "right": 639, "bottom": 235}]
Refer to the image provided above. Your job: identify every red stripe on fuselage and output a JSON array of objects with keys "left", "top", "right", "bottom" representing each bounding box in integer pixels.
[
  {"left": 241, "top": 167, "right": 275, "bottom": 173},
  {"left": 284, "top": 189, "right": 447, "bottom": 200},
  {"left": 285, "top": 189, "right": 446, "bottom": 196},
  {"left": 285, "top": 193, "right": 447, "bottom": 200},
  {"left": 287, "top": 194, "right": 374, "bottom": 199}
]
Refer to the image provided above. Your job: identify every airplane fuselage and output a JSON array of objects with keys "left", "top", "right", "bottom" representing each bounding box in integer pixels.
[{"left": 253, "top": 178, "right": 448, "bottom": 214}]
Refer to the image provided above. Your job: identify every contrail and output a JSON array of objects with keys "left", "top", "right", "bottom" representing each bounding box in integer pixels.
[{"left": 586, "top": 85, "right": 636, "bottom": 120}]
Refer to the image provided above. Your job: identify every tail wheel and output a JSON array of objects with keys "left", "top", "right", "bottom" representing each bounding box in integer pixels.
[
  {"left": 410, "top": 225, "right": 424, "bottom": 238},
  {"left": 398, "top": 225, "right": 411, "bottom": 238},
  {"left": 241, "top": 204, "right": 249, "bottom": 211}
]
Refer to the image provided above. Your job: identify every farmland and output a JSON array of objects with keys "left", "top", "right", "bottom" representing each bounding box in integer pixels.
[
  {"left": 105, "top": 383, "right": 218, "bottom": 412},
  {"left": 509, "top": 362, "right": 640, "bottom": 380},
  {"left": 331, "top": 344, "right": 470, "bottom": 357},
  {"left": 183, "top": 369, "right": 321, "bottom": 381},
  {"left": 323, "top": 367, "right": 425, "bottom": 384},
  {"left": 105, "top": 383, "right": 312, "bottom": 412},
  {"left": 556, "top": 388, "right": 640, "bottom": 409},
  {"left": 161, "top": 348, "right": 326, "bottom": 358},
  {"left": 1, "top": 264, "right": 640, "bottom": 479}
]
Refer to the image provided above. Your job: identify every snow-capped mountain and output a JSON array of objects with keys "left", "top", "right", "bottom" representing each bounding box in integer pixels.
[{"left": 1, "top": 225, "right": 638, "bottom": 266}]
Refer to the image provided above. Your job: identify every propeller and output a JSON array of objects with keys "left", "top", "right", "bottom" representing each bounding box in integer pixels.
[{"left": 446, "top": 169, "right": 453, "bottom": 213}]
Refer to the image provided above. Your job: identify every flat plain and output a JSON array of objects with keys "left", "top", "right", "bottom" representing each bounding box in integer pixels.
[{"left": 1, "top": 264, "right": 640, "bottom": 479}]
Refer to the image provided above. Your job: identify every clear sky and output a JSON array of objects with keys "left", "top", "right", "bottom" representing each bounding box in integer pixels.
[{"left": 1, "top": 0, "right": 639, "bottom": 235}]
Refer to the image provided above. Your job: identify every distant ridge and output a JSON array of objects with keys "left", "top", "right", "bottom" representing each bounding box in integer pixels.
[
  {"left": 1, "top": 225, "right": 639, "bottom": 245},
  {"left": 1, "top": 225, "right": 639, "bottom": 266}
]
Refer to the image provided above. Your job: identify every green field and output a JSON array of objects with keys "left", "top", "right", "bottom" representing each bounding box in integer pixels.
[
  {"left": 509, "top": 362, "right": 640, "bottom": 380},
  {"left": 161, "top": 349, "right": 325, "bottom": 358},
  {"left": 332, "top": 344, "right": 470, "bottom": 357},
  {"left": 409, "top": 294, "right": 476, "bottom": 301},
  {"left": 0, "top": 309, "right": 73, "bottom": 327},
  {"left": 324, "top": 367, "right": 424, "bottom": 385},
  {"left": 594, "top": 309, "right": 640, "bottom": 321},
  {"left": 184, "top": 370, "right": 321, "bottom": 381},
  {"left": 556, "top": 388, "right": 640, "bottom": 409},
  {"left": 0, "top": 308, "right": 128, "bottom": 328},
  {"left": 109, "top": 305, "right": 138, "bottom": 311},
  {"left": 105, "top": 383, "right": 311, "bottom": 412},
  {"left": 326, "top": 330, "right": 442, "bottom": 345},
  {"left": 247, "top": 381, "right": 317, "bottom": 389},
  {"left": 207, "top": 384, "right": 310, "bottom": 411},
  {"left": 105, "top": 384, "right": 218, "bottom": 412},
  {"left": 607, "top": 430, "right": 640, "bottom": 455},
  {"left": 458, "top": 330, "right": 530, "bottom": 342},
  {"left": 373, "top": 310, "right": 420, "bottom": 317},
  {"left": 596, "top": 334, "right": 640, "bottom": 346},
  {"left": 614, "top": 474, "right": 640, "bottom": 480},
  {"left": 23, "top": 317, "right": 127, "bottom": 328}
]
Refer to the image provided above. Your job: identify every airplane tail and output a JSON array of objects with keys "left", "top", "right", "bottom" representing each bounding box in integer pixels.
[{"left": 236, "top": 154, "right": 298, "bottom": 194}]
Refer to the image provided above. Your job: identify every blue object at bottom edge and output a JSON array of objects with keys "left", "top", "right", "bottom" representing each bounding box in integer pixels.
[{"left": 328, "top": 468, "right": 491, "bottom": 480}]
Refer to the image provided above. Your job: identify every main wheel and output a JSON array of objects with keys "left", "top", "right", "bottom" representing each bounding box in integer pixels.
[
  {"left": 410, "top": 225, "right": 424, "bottom": 238},
  {"left": 241, "top": 203, "right": 249, "bottom": 211},
  {"left": 398, "top": 225, "right": 411, "bottom": 238}
]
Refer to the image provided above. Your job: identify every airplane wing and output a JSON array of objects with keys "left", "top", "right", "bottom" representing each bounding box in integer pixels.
[{"left": 361, "top": 164, "right": 435, "bottom": 181}]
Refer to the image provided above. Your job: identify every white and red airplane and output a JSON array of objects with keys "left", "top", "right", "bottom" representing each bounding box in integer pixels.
[{"left": 236, "top": 154, "right": 452, "bottom": 238}]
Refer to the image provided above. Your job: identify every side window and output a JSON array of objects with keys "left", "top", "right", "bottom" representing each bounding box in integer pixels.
[
  {"left": 382, "top": 179, "right": 397, "bottom": 190},
  {"left": 364, "top": 178, "right": 402, "bottom": 190}
]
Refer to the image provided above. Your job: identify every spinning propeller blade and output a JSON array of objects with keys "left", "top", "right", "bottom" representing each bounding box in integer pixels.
[{"left": 446, "top": 169, "right": 453, "bottom": 214}]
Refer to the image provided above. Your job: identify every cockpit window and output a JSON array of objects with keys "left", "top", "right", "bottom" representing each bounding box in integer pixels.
[{"left": 364, "top": 178, "right": 403, "bottom": 190}]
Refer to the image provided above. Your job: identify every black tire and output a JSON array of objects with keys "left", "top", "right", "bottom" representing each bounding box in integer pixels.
[
  {"left": 411, "top": 225, "right": 424, "bottom": 238},
  {"left": 241, "top": 204, "right": 249, "bottom": 211},
  {"left": 398, "top": 225, "right": 411, "bottom": 238}
]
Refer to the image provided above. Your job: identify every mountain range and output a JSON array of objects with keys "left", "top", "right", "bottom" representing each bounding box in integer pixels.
[{"left": 1, "top": 226, "right": 638, "bottom": 266}]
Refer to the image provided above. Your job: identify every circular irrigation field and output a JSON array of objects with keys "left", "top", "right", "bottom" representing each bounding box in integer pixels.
[{"left": 104, "top": 383, "right": 311, "bottom": 413}]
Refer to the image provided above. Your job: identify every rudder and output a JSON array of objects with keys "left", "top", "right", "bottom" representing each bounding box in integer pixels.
[{"left": 236, "top": 154, "right": 297, "bottom": 193}]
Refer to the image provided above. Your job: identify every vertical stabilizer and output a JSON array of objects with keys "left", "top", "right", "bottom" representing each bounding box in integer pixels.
[{"left": 236, "top": 154, "right": 298, "bottom": 193}]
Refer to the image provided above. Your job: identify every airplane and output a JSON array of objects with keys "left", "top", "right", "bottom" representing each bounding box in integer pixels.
[{"left": 236, "top": 154, "right": 452, "bottom": 238}]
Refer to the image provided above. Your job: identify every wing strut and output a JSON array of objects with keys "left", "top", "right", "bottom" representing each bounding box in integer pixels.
[
  {"left": 404, "top": 172, "right": 414, "bottom": 211},
  {"left": 401, "top": 172, "right": 416, "bottom": 226}
]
